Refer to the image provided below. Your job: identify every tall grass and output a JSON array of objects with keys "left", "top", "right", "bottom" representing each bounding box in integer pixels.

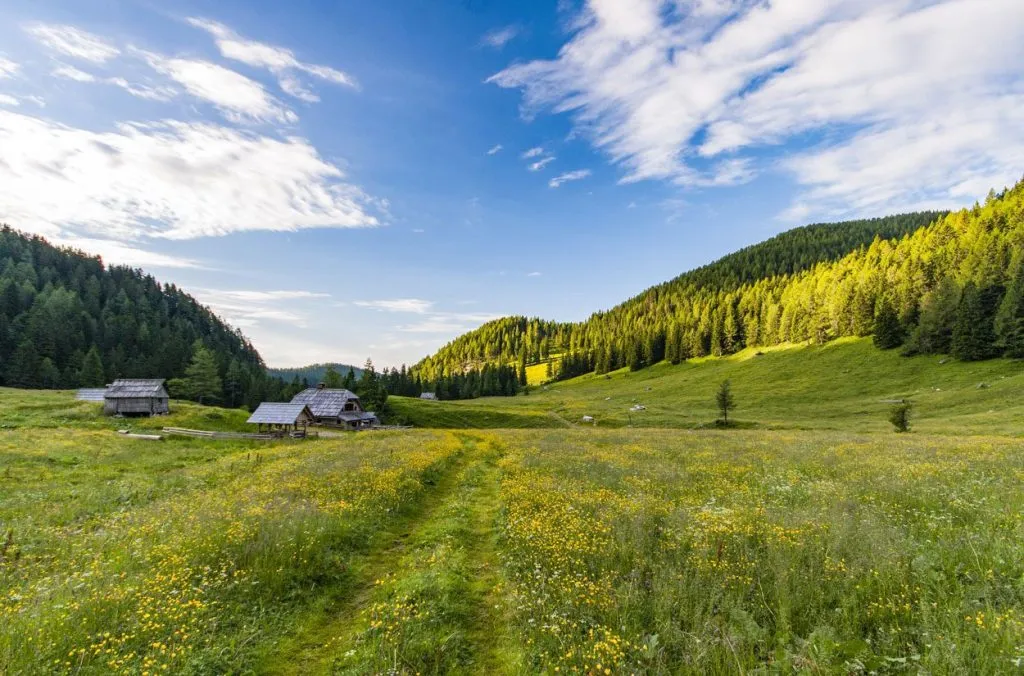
[
  {"left": 0, "top": 429, "right": 465, "bottom": 674},
  {"left": 495, "top": 428, "right": 1024, "bottom": 673}
]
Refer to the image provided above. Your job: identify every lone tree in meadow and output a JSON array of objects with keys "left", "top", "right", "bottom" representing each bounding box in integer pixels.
[
  {"left": 169, "top": 342, "right": 223, "bottom": 405},
  {"left": 889, "top": 400, "right": 912, "bottom": 433},
  {"left": 716, "top": 379, "right": 736, "bottom": 424}
]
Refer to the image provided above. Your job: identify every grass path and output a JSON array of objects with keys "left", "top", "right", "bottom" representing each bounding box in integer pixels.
[{"left": 256, "top": 433, "right": 521, "bottom": 675}]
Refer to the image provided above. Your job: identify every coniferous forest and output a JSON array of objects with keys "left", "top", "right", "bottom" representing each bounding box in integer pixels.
[
  {"left": 0, "top": 226, "right": 291, "bottom": 408},
  {"left": 414, "top": 182, "right": 1024, "bottom": 387}
]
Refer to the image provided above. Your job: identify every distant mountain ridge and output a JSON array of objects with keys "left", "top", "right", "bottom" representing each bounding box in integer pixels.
[{"left": 268, "top": 363, "right": 364, "bottom": 385}]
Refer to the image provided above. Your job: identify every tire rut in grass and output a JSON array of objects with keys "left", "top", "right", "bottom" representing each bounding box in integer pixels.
[
  {"left": 323, "top": 433, "right": 521, "bottom": 675},
  {"left": 255, "top": 439, "right": 476, "bottom": 676}
]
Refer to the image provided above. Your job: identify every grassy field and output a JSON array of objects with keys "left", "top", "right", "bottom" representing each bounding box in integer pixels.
[
  {"left": 2, "top": 343, "right": 1024, "bottom": 674},
  {"left": 392, "top": 337, "right": 1024, "bottom": 436}
]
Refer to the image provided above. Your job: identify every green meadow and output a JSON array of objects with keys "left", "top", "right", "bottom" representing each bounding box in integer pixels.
[
  {"left": 2, "top": 338, "right": 1023, "bottom": 674},
  {"left": 391, "top": 337, "right": 1024, "bottom": 436}
]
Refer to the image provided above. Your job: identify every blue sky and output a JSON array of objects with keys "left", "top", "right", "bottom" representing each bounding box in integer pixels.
[{"left": 1, "top": 0, "right": 1022, "bottom": 367}]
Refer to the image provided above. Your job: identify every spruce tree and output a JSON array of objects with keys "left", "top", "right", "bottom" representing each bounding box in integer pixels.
[
  {"left": 38, "top": 357, "right": 60, "bottom": 389},
  {"left": 872, "top": 298, "right": 903, "bottom": 349},
  {"left": 716, "top": 379, "right": 736, "bottom": 424},
  {"left": 180, "top": 343, "right": 223, "bottom": 404},
  {"left": 7, "top": 339, "right": 39, "bottom": 387},
  {"left": 996, "top": 259, "right": 1024, "bottom": 357},
  {"left": 952, "top": 282, "right": 997, "bottom": 361},
  {"left": 343, "top": 367, "right": 357, "bottom": 391},
  {"left": 324, "top": 365, "right": 343, "bottom": 388},
  {"left": 79, "top": 346, "right": 105, "bottom": 387}
]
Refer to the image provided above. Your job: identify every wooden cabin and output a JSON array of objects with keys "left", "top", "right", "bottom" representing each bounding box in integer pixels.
[
  {"left": 103, "top": 379, "right": 170, "bottom": 416},
  {"left": 290, "top": 384, "right": 379, "bottom": 429},
  {"left": 247, "top": 403, "right": 314, "bottom": 437}
]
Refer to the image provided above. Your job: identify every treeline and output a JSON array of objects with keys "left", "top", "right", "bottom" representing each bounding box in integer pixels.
[
  {"left": 268, "top": 362, "right": 362, "bottom": 385},
  {"left": 417, "top": 183, "right": 1024, "bottom": 382},
  {"left": 0, "top": 226, "right": 292, "bottom": 408},
  {"left": 415, "top": 211, "right": 943, "bottom": 380},
  {"left": 379, "top": 362, "right": 524, "bottom": 400}
]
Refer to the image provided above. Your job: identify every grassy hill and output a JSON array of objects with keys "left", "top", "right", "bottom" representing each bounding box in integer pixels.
[{"left": 391, "top": 337, "right": 1024, "bottom": 435}]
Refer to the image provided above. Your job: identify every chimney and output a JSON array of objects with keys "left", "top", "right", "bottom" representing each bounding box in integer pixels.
[{"left": 317, "top": 382, "right": 326, "bottom": 389}]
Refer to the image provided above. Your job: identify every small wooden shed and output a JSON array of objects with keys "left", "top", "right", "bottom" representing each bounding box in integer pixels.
[
  {"left": 104, "top": 379, "right": 170, "bottom": 416},
  {"left": 247, "top": 403, "right": 314, "bottom": 437}
]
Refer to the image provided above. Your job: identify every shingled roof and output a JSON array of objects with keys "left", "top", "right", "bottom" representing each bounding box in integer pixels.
[
  {"left": 290, "top": 388, "right": 359, "bottom": 417},
  {"left": 105, "top": 379, "right": 167, "bottom": 398},
  {"left": 75, "top": 388, "right": 107, "bottom": 402},
  {"left": 247, "top": 403, "right": 313, "bottom": 425}
]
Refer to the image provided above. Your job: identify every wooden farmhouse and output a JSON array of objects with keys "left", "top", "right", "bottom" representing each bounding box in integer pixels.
[
  {"left": 247, "top": 403, "right": 314, "bottom": 437},
  {"left": 290, "top": 384, "right": 379, "bottom": 430},
  {"left": 102, "top": 379, "right": 170, "bottom": 416}
]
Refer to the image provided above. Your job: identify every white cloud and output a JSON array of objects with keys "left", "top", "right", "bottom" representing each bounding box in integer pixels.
[
  {"left": 549, "top": 169, "right": 591, "bottom": 188},
  {"left": 53, "top": 65, "right": 178, "bottom": 100},
  {"left": 0, "top": 95, "right": 20, "bottom": 107},
  {"left": 106, "top": 77, "right": 177, "bottom": 102},
  {"left": 24, "top": 23, "right": 119, "bottom": 63},
  {"left": 486, "top": 144, "right": 503, "bottom": 155},
  {"left": 528, "top": 156, "right": 556, "bottom": 171},
  {"left": 527, "top": 271, "right": 542, "bottom": 277},
  {"left": 186, "top": 17, "right": 356, "bottom": 102},
  {"left": 52, "top": 64, "right": 95, "bottom": 82},
  {"left": 0, "top": 109, "right": 380, "bottom": 241},
  {"left": 354, "top": 299, "right": 434, "bottom": 314},
  {"left": 54, "top": 236, "right": 202, "bottom": 269},
  {"left": 0, "top": 57, "right": 19, "bottom": 79},
  {"left": 194, "top": 288, "right": 323, "bottom": 329},
  {"left": 398, "top": 312, "right": 501, "bottom": 333},
  {"left": 488, "top": 0, "right": 1024, "bottom": 217},
  {"left": 480, "top": 25, "right": 520, "bottom": 49},
  {"left": 522, "top": 146, "right": 545, "bottom": 158},
  {"left": 137, "top": 49, "right": 296, "bottom": 123}
]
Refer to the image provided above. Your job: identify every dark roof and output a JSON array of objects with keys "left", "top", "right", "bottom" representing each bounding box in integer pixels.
[
  {"left": 75, "top": 388, "right": 107, "bottom": 402},
  {"left": 105, "top": 379, "right": 167, "bottom": 398},
  {"left": 247, "top": 403, "right": 313, "bottom": 425},
  {"left": 290, "top": 388, "right": 359, "bottom": 417}
]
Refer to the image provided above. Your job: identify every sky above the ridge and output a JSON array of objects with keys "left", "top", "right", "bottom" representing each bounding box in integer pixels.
[{"left": 1, "top": 0, "right": 1022, "bottom": 368}]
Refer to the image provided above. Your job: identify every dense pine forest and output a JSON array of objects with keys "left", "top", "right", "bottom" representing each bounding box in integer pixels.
[
  {"left": 0, "top": 226, "right": 291, "bottom": 408},
  {"left": 414, "top": 185, "right": 1024, "bottom": 385}
]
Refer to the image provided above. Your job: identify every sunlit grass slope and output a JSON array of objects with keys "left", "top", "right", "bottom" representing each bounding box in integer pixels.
[{"left": 392, "top": 337, "right": 1024, "bottom": 435}]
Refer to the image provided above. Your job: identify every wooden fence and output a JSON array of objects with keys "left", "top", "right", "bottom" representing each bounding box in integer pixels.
[{"left": 162, "top": 427, "right": 276, "bottom": 440}]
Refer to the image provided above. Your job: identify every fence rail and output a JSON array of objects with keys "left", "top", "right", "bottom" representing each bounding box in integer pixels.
[{"left": 162, "top": 427, "right": 275, "bottom": 440}]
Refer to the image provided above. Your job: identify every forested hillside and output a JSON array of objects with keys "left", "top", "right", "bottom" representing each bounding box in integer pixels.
[
  {"left": 414, "top": 210, "right": 946, "bottom": 380},
  {"left": 268, "top": 363, "right": 362, "bottom": 385},
  {"left": 0, "top": 226, "right": 282, "bottom": 407}
]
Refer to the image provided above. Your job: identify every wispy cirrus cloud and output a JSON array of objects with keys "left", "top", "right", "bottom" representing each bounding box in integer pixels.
[
  {"left": 398, "top": 311, "right": 501, "bottom": 333},
  {"left": 54, "top": 236, "right": 203, "bottom": 269},
  {"left": 0, "top": 95, "right": 18, "bottom": 107},
  {"left": 528, "top": 156, "right": 555, "bottom": 172},
  {"left": 53, "top": 64, "right": 177, "bottom": 101},
  {"left": 521, "top": 146, "right": 544, "bottom": 159},
  {"left": 23, "top": 23, "right": 119, "bottom": 63},
  {"left": 0, "top": 110, "right": 380, "bottom": 241},
  {"left": 479, "top": 25, "right": 520, "bottom": 50},
  {"left": 0, "top": 57, "right": 18, "bottom": 78},
  {"left": 549, "top": 169, "right": 590, "bottom": 188},
  {"left": 186, "top": 17, "right": 357, "bottom": 102},
  {"left": 488, "top": 0, "right": 1024, "bottom": 217},
  {"left": 486, "top": 143, "right": 503, "bottom": 155},
  {"left": 354, "top": 299, "right": 434, "bottom": 314},
  {"left": 136, "top": 49, "right": 296, "bottom": 123}
]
